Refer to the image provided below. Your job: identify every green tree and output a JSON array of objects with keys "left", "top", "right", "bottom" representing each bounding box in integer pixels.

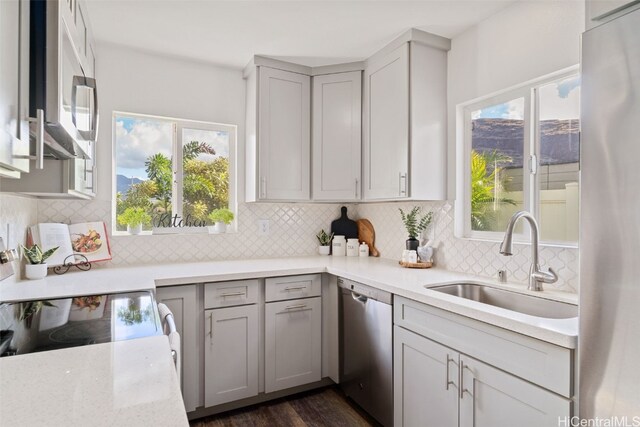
[
  {"left": 471, "top": 150, "right": 516, "bottom": 231},
  {"left": 117, "top": 140, "right": 230, "bottom": 229},
  {"left": 145, "top": 153, "right": 173, "bottom": 212}
]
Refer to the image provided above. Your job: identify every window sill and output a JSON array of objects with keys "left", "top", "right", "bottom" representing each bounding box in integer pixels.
[
  {"left": 112, "top": 227, "right": 238, "bottom": 237},
  {"left": 455, "top": 235, "right": 578, "bottom": 250}
]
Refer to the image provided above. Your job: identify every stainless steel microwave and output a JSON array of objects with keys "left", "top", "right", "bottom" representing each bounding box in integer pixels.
[{"left": 29, "top": 0, "right": 98, "bottom": 160}]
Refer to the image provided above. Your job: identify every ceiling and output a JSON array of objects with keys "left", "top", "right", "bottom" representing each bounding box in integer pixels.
[{"left": 85, "top": 0, "right": 520, "bottom": 69}]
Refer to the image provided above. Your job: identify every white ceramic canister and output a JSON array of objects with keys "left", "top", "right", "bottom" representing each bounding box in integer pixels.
[
  {"left": 332, "top": 235, "right": 346, "bottom": 256},
  {"left": 346, "top": 238, "right": 359, "bottom": 257},
  {"left": 359, "top": 242, "right": 369, "bottom": 257}
]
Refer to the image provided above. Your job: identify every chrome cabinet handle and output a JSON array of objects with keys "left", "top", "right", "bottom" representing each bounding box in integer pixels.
[
  {"left": 284, "top": 286, "right": 306, "bottom": 292},
  {"left": 283, "top": 304, "right": 308, "bottom": 311},
  {"left": 445, "top": 355, "right": 455, "bottom": 390},
  {"left": 220, "top": 291, "right": 246, "bottom": 297},
  {"left": 33, "top": 109, "right": 44, "bottom": 170},
  {"left": 459, "top": 361, "right": 473, "bottom": 398},
  {"left": 209, "top": 313, "right": 213, "bottom": 339},
  {"left": 19, "top": 109, "right": 44, "bottom": 169},
  {"left": 355, "top": 178, "right": 359, "bottom": 199},
  {"left": 260, "top": 176, "right": 267, "bottom": 198},
  {"left": 399, "top": 172, "right": 407, "bottom": 196}
]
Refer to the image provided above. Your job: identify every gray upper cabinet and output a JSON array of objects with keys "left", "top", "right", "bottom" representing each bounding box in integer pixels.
[
  {"left": 312, "top": 71, "right": 362, "bottom": 201},
  {"left": 1, "top": 0, "right": 98, "bottom": 199},
  {"left": 246, "top": 66, "right": 311, "bottom": 202},
  {"left": 586, "top": 0, "right": 640, "bottom": 28},
  {"left": 363, "top": 43, "right": 409, "bottom": 200},
  {"left": 0, "top": 0, "right": 30, "bottom": 178},
  {"left": 363, "top": 40, "right": 448, "bottom": 201}
]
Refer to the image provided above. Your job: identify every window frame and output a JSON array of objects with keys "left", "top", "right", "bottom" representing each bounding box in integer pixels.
[
  {"left": 112, "top": 111, "right": 237, "bottom": 236},
  {"left": 455, "top": 66, "right": 580, "bottom": 248}
]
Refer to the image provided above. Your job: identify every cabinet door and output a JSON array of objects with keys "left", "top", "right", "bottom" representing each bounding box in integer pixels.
[
  {"left": 394, "top": 326, "right": 459, "bottom": 427},
  {"left": 312, "top": 71, "right": 362, "bottom": 201},
  {"left": 258, "top": 67, "right": 310, "bottom": 200},
  {"left": 363, "top": 43, "right": 409, "bottom": 200},
  {"left": 459, "top": 355, "right": 571, "bottom": 427},
  {"left": 587, "top": 0, "right": 638, "bottom": 24},
  {"left": 204, "top": 305, "right": 259, "bottom": 407},
  {"left": 155, "top": 285, "right": 200, "bottom": 412},
  {"left": 0, "top": 0, "right": 29, "bottom": 176},
  {"left": 265, "top": 297, "right": 321, "bottom": 392}
]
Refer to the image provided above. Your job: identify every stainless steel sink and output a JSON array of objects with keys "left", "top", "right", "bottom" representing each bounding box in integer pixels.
[{"left": 429, "top": 283, "right": 578, "bottom": 319}]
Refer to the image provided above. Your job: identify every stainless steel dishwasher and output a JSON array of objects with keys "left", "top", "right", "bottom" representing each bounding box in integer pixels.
[{"left": 339, "top": 277, "right": 393, "bottom": 427}]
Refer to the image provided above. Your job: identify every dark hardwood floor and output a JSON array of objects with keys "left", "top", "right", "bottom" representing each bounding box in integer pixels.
[{"left": 190, "top": 386, "right": 380, "bottom": 427}]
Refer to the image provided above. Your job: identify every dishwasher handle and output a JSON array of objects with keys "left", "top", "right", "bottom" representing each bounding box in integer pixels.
[{"left": 351, "top": 291, "right": 368, "bottom": 303}]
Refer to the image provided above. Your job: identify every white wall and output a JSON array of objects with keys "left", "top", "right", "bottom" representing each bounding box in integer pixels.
[
  {"left": 447, "top": 0, "right": 585, "bottom": 198},
  {"left": 94, "top": 43, "right": 246, "bottom": 203},
  {"left": 37, "top": 44, "right": 351, "bottom": 266}
]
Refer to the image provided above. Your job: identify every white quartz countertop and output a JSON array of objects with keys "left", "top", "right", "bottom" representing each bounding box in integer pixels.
[
  {"left": 0, "top": 256, "right": 578, "bottom": 347},
  {"left": 0, "top": 335, "right": 188, "bottom": 427}
]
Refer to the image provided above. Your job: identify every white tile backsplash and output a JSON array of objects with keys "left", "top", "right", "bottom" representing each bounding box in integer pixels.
[
  {"left": 4, "top": 195, "right": 577, "bottom": 293},
  {"left": 357, "top": 201, "right": 578, "bottom": 293},
  {"left": 0, "top": 193, "right": 39, "bottom": 279},
  {"left": 36, "top": 199, "right": 358, "bottom": 266}
]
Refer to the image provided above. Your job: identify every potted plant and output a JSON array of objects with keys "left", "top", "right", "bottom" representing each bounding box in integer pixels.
[
  {"left": 117, "top": 207, "right": 151, "bottom": 235},
  {"left": 399, "top": 207, "right": 433, "bottom": 252},
  {"left": 21, "top": 244, "right": 59, "bottom": 280},
  {"left": 316, "top": 229, "right": 333, "bottom": 255},
  {"left": 208, "top": 208, "right": 234, "bottom": 233}
]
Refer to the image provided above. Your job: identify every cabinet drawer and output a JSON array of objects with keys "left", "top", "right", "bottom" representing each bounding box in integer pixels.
[
  {"left": 265, "top": 274, "right": 321, "bottom": 302},
  {"left": 394, "top": 296, "right": 573, "bottom": 397},
  {"left": 204, "top": 280, "right": 259, "bottom": 308}
]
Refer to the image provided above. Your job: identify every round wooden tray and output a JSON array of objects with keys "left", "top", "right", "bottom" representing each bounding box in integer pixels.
[{"left": 399, "top": 260, "right": 433, "bottom": 269}]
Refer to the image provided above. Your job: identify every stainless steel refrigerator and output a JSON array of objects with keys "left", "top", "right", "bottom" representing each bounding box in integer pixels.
[{"left": 580, "top": 7, "right": 640, "bottom": 418}]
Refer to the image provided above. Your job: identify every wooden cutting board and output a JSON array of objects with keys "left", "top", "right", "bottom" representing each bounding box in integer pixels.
[
  {"left": 331, "top": 206, "right": 358, "bottom": 239},
  {"left": 357, "top": 219, "right": 380, "bottom": 257}
]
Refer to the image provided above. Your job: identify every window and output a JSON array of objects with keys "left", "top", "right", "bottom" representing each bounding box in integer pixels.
[
  {"left": 456, "top": 69, "right": 580, "bottom": 245},
  {"left": 114, "top": 112, "right": 236, "bottom": 233}
]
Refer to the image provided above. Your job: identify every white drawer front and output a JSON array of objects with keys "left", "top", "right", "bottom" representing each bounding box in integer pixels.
[
  {"left": 394, "top": 296, "right": 573, "bottom": 397},
  {"left": 265, "top": 274, "right": 321, "bottom": 302},
  {"left": 204, "top": 280, "right": 259, "bottom": 308}
]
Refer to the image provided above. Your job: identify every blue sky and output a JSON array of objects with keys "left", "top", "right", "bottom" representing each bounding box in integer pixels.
[
  {"left": 471, "top": 76, "right": 580, "bottom": 121},
  {"left": 115, "top": 115, "right": 230, "bottom": 180}
]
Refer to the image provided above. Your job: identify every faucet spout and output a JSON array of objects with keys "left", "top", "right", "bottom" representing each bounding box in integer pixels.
[{"left": 499, "top": 211, "right": 558, "bottom": 291}]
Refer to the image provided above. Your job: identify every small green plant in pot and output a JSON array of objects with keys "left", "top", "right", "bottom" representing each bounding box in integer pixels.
[
  {"left": 208, "top": 208, "right": 234, "bottom": 233},
  {"left": 316, "top": 229, "right": 334, "bottom": 256},
  {"left": 117, "top": 207, "right": 152, "bottom": 235},
  {"left": 399, "top": 207, "right": 433, "bottom": 252},
  {"left": 21, "top": 244, "right": 59, "bottom": 280}
]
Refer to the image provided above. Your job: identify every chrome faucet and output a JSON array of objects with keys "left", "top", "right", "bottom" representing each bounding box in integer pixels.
[{"left": 499, "top": 211, "right": 558, "bottom": 291}]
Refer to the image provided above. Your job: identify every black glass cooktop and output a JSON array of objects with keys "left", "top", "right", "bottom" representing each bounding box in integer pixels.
[{"left": 0, "top": 291, "right": 162, "bottom": 357}]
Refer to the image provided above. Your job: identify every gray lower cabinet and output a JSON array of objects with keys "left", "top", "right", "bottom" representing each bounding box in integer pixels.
[
  {"left": 155, "top": 285, "right": 200, "bottom": 412},
  {"left": 204, "top": 304, "right": 259, "bottom": 407},
  {"left": 394, "top": 296, "right": 572, "bottom": 427},
  {"left": 394, "top": 326, "right": 459, "bottom": 427},
  {"left": 395, "top": 326, "right": 571, "bottom": 427},
  {"left": 458, "top": 354, "right": 570, "bottom": 427},
  {"left": 265, "top": 296, "right": 322, "bottom": 392}
]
